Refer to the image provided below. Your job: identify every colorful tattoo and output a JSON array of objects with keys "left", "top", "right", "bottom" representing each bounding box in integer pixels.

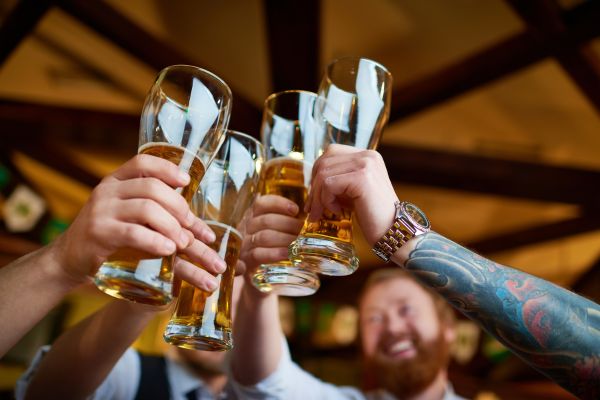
[{"left": 405, "top": 232, "right": 600, "bottom": 399}]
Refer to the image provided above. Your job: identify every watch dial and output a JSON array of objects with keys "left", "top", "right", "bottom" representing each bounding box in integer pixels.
[{"left": 405, "top": 203, "right": 430, "bottom": 229}]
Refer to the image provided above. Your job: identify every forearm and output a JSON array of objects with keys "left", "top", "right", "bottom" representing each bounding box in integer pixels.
[
  {"left": 231, "top": 283, "right": 282, "bottom": 385},
  {"left": 0, "top": 244, "right": 81, "bottom": 357},
  {"left": 25, "top": 300, "right": 157, "bottom": 400},
  {"left": 394, "top": 232, "right": 600, "bottom": 399}
]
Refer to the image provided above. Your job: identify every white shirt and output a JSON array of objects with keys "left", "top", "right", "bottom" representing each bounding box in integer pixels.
[
  {"left": 228, "top": 340, "right": 468, "bottom": 400},
  {"left": 16, "top": 346, "right": 230, "bottom": 400}
]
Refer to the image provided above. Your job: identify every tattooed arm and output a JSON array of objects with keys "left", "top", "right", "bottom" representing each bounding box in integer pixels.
[
  {"left": 397, "top": 233, "right": 600, "bottom": 399},
  {"left": 308, "top": 144, "right": 600, "bottom": 399}
]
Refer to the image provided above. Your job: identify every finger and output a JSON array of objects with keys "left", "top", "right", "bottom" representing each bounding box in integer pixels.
[
  {"left": 114, "top": 177, "right": 197, "bottom": 230},
  {"left": 252, "top": 195, "right": 299, "bottom": 218},
  {"left": 174, "top": 258, "right": 219, "bottom": 292},
  {"left": 180, "top": 239, "right": 227, "bottom": 275},
  {"left": 242, "top": 247, "right": 289, "bottom": 268},
  {"left": 245, "top": 230, "right": 299, "bottom": 249},
  {"left": 307, "top": 154, "right": 361, "bottom": 216},
  {"left": 106, "top": 223, "right": 177, "bottom": 256},
  {"left": 235, "top": 260, "right": 246, "bottom": 276},
  {"left": 112, "top": 154, "right": 191, "bottom": 188},
  {"left": 310, "top": 145, "right": 360, "bottom": 184},
  {"left": 115, "top": 198, "right": 193, "bottom": 249},
  {"left": 188, "top": 217, "right": 217, "bottom": 243},
  {"left": 246, "top": 214, "right": 304, "bottom": 236}
]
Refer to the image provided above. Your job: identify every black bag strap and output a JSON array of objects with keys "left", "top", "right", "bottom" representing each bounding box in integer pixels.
[{"left": 135, "top": 352, "right": 171, "bottom": 400}]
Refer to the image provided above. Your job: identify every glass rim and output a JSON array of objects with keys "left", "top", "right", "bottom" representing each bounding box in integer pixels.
[
  {"left": 223, "top": 129, "right": 264, "bottom": 153},
  {"left": 325, "top": 56, "right": 391, "bottom": 77},
  {"left": 263, "top": 89, "right": 318, "bottom": 108},
  {"left": 156, "top": 64, "right": 232, "bottom": 96}
]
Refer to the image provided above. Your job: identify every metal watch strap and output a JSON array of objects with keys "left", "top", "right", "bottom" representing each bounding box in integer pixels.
[{"left": 372, "top": 201, "right": 417, "bottom": 263}]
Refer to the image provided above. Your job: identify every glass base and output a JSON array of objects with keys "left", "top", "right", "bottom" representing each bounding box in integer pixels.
[
  {"left": 252, "top": 262, "right": 320, "bottom": 297},
  {"left": 289, "top": 236, "right": 359, "bottom": 276},
  {"left": 163, "top": 322, "right": 232, "bottom": 351},
  {"left": 94, "top": 264, "right": 172, "bottom": 306}
]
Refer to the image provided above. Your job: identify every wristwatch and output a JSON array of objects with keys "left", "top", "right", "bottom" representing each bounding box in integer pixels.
[{"left": 372, "top": 201, "right": 431, "bottom": 263}]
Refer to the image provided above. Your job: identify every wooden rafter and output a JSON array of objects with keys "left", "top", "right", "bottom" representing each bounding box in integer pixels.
[
  {"left": 264, "top": 0, "right": 321, "bottom": 93},
  {"left": 0, "top": 0, "right": 52, "bottom": 65},
  {"left": 53, "top": 0, "right": 262, "bottom": 133},
  {"left": 389, "top": 0, "right": 600, "bottom": 121},
  {"left": 379, "top": 144, "right": 600, "bottom": 207},
  {"left": 467, "top": 213, "right": 600, "bottom": 254},
  {"left": 507, "top": 0, "right": 600, "bottom": 114}
]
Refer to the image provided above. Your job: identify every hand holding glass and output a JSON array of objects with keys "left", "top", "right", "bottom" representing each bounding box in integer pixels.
[
  {"left": 164, "top": 131, "right": 264, "bottom": 351},
  {"left": 94, "top": 65, "right": 232, "bottom": 305},
  {"left": 251, "top": 90, "right": 325, "bottom": 296},
  {"left": 289, "top": 57, "right": 392, "bottom": 276}
]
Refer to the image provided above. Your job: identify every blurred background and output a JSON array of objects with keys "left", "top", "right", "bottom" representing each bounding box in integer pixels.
[{"left": 0, "top": 0, "right": 599, "bottom": 399}]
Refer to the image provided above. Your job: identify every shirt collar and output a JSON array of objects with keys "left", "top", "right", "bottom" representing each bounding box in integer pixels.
[{"left": 165, "top": 356, "right": 206, "bottom": 397}]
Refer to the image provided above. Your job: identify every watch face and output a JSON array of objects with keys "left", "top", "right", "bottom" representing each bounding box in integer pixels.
[{"left": 404, "top": 203, "right": 430, "bottom": 229}]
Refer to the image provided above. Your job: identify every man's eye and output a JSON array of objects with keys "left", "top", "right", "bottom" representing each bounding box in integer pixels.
[
  {"left": 399, "top": 305, "right": 412, "bottom": 316},
  {"left": 366, "top": 314, "right": 383, "bottom": 324}
]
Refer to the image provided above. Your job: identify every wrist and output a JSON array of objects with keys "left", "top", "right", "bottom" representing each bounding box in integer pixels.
[
  {"left": 372, "top": 201, "right": 431, "bottom": 264},
  {"left": 42, "top": 238, "right": 88, "bottom": 291},
  {"left": 241, "top": 276, "right": 274, "bottom": 303}
]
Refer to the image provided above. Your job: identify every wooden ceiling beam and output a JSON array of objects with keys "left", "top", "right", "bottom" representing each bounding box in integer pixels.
[
  {"left": 3, "top": 101, "right": 600, "bottom": 204},
  {"left": 507, "top": 0, "right": 600, "bottom": 114},
  {"left": 467, "top": 213, "right": 600, "bottom": 255},
  {"left": 0, "top": 99, "right": 139, "bottom": 155},
  {"left": 389, "top": 0, "right": 600, "bottom": 121},
  {"left": 0, "top": 0, "right": 53, "bottom": 65},
  {"left": 54, "top": 0, "right": 262, "bottom": 133},
  {"left": 264, "top": 0, "right": 321, "bottom": 93},
  {"left": 11, "top": 140, "right": 101, "bottom": 188},
  {"left": 380, "top": 143, "right": 600, "bottom": 207},
  {"left": 571, "top": 254, "right": 600, "bottom": 303}
]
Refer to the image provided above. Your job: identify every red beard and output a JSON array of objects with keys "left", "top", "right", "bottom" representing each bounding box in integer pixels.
[{"left": 363, "top": 329, "right": 451, "bottom": 399}]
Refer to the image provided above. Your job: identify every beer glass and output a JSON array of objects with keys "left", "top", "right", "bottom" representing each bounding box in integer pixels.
[
  {"left": 94, "top": 65, "right": 232, "bottom": 306},
  {"left": 252, "top": 90, "right": 325, "bottom": 297},
  {"left": 289, "top": 57, "right": 392, "bottom": 276},
  {"left": 164, "top": 131, "right": 264, "bottom": 351}
]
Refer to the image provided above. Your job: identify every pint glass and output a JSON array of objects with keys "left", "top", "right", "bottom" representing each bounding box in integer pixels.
[
  {"left": 94, "top": 65, "right": 232, "bottom": 305},
  {"left": 164, "top": 131, "right": 264, "bottom": 350},
  {"left": 289, "top": 57, "right": 392, "bottom": 276},
  {"left": 252, "top": 90, "right": 324, "bottom": 296}
]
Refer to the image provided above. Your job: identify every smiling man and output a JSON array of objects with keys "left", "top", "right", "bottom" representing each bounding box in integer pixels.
[
  {"left": 230, "top": 195, "right": 466, "bottom": 400},
  {"left": 358, "top": 268, "right": 461, "bottom": 399}
]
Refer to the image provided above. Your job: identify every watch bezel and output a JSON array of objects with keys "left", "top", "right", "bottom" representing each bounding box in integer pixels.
[{"left": 399, "top": 201, "right": 431, "bottom": 231}]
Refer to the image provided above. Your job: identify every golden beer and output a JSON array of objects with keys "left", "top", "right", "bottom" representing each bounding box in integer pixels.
[
  {"left": 299, "top": 209, "right": 353, "bottom": 244},
  {"left": 262, "top": 157, "right": 308, "bottom": 212},
  {"left": 95, "top": 143, "right": 206, "bottom": 306},
  {"left": 164, "top": 221, "right": 241, "bottom": 351},
  {"left": 253, "top": 157, "right": 320, "bottom": 295}
]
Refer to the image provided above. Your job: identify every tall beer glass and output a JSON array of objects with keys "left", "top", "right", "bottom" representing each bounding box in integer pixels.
[
  {"left": 94, "top": 65, "right": 232, "bottom": 306},
  {"left": 252, "top": 91, "right": 324, "bottom": 296},
  {"left": 164, "top": 131, "right": 264, "bottom": 351},
  {"left": 289, "top": 57, "right": 392, "bottom": 276}
]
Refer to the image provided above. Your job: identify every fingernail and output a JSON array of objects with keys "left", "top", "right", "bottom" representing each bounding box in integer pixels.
[
  {"left": 205, "top": 229, "right": 216, "bottom": 243},
  {"left": 185, "top": 211, "right": 196, "bottom": 228},
  {"left": 179, "top": 230, "right": 191, "bottom": 247},
  {"left": 206, "top": 278, "right": 218, "bottom": 291},
  {"left": 216, "top": 258, "right": 227, "bottom": 273},
  {"left": 164, "top": 240, "right": 176, "bottom": 254},
  {"left": 178, "top": 170, "right": 190, "bottom": 185},
  {"left": 288, "top": 202, "right": 299, "bottom": 215}
]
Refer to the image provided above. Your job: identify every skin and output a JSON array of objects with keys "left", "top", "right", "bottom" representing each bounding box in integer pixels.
[
  {"left": 360, "top": 277, "right": 455, "bottom": 400},
  {"left": 231, "top": 195, "right": 302, "bottom": 385},
  {"left": 308, "top": 144, "right": 600, "bottom": 399},
  {"left": 0, "top": 154, "right": 227, "bottom": 358}
]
